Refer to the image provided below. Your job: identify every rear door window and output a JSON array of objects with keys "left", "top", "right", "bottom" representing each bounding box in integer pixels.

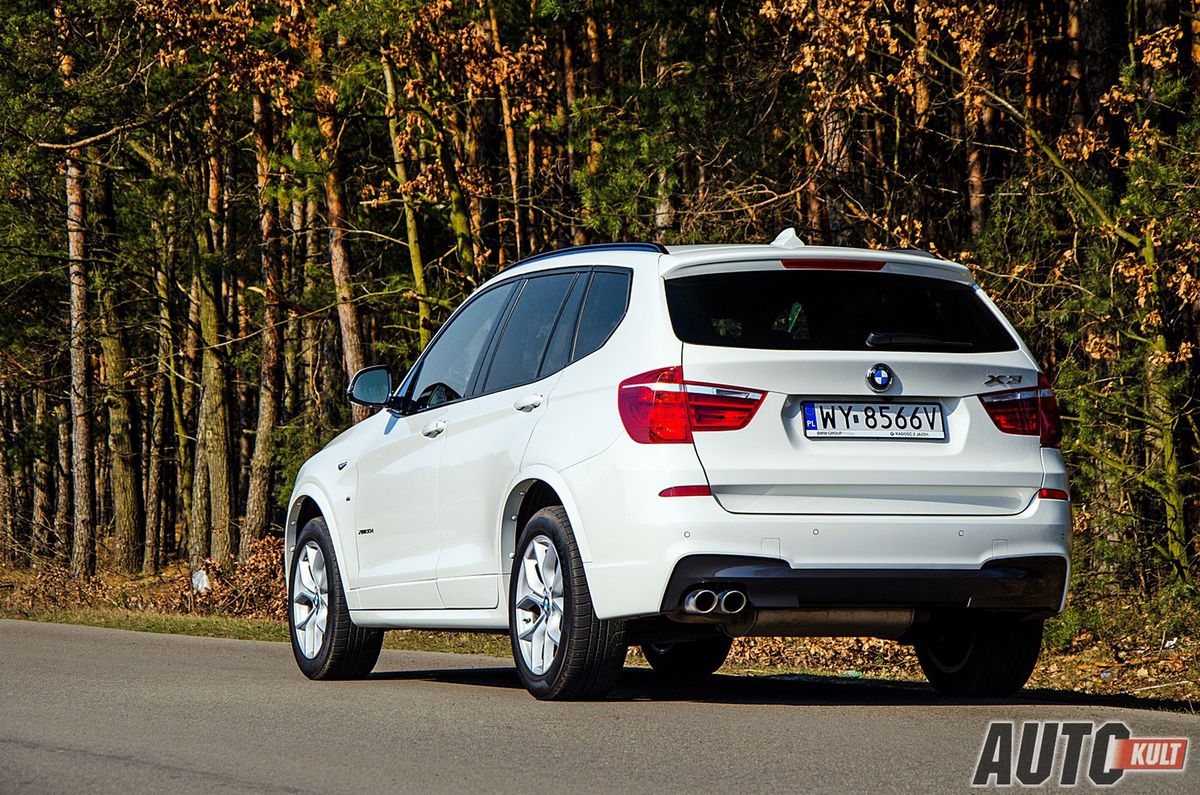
[
  {"left": 665, "top": 270, "right": 1016, "bottom": 353},
  {"left": 573, "top": 270, "right": 632, "bottom": 360},
  {"left": 483, "top": 272, "right": 577, "bottom": 393}
]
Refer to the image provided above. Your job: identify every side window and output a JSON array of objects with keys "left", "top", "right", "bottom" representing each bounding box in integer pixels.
[
  {"left": 409, "top": 282, "right": 516, "bottom": 411},
  {"left": 538, "top": 274, "right": 588, "bottom": 378},
  {"left": 573, "top": 271, "right": 631, "bottom": 360},
  {"left": 483, "top": 273, "right": 576, "bottom": 393}
]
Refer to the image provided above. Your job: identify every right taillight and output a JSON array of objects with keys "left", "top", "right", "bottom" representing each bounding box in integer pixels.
[
  {"left": 618, "top": 367, "right": 765, "bottom": 444},
  {"left": 979, "top": 373, "right": 1062, "bottom": 448}
]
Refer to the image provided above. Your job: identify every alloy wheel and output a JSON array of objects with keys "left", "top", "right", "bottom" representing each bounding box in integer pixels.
[
  {"left": 514, "top": 534, "right": 565, "bottom": 675},
  {"left": 292, "top": 540, "right": 329, "bottom": 659}
]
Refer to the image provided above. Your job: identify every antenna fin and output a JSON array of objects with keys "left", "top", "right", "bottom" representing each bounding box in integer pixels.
[{"left": 770, "top": 227, "right": 805, "bottom": 248}]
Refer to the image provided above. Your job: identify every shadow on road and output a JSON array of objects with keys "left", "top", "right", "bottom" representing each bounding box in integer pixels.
[{"left": 368, "top": 665, "right": 1197, "bottom": 713}]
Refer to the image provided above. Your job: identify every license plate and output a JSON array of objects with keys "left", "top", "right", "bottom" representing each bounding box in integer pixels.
[{"left": 803, "top": 402, "right": 946, "bottom": 440}]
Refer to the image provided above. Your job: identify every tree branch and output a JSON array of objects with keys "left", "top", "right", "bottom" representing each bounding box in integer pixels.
[{"left": 35, "top": 73, "right": 217, "bottom": 151}]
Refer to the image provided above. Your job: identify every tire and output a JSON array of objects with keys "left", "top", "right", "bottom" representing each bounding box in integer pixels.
[
  {"left": 642, "top": 636, "right": 733, "bottom": 678},
  {"left": 915, "top": 613, "right": 1044, "bottom": 697},
  {"left": 289, "top": 516, "right": 384, "bottom": 680},
  {"left": 509, "top": 506, "right": 627, "bottom": 700}
]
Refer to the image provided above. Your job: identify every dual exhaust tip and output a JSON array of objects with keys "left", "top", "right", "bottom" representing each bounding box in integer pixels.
[{"left": 682, "top": 588, "right": 747, "bottom": 615}]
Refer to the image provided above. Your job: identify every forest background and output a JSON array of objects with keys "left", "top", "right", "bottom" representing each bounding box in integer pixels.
[{"left": 1, "top": 0, "right": 1199, "bottom": 696}]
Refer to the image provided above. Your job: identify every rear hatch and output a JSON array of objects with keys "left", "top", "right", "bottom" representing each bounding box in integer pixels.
[{"left": 664, "top": 262, "right": 1047, "bottom": 516}]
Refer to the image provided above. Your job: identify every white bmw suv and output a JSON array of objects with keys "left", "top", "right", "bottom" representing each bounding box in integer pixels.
[{"left": 285, "top": 233, "right": 1070, "bottom": 700}]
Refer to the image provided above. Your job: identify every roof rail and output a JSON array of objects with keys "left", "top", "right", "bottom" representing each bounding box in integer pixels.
[
  {"left": 509, "top": 242, "right": 668, "bottom": 269},
  {"left": 889, "top": 247, "right": 941, "bottom": 260}
]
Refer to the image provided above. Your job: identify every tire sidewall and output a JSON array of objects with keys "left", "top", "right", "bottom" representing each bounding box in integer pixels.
[
  {"left": 289, "top": 517, "right": 338, "bottom": 678},
  {"left": 508, "top": 511, "right": 576, "bottom": 698},
  {"left": 918, "top": 614, "right": 981, "bottom": 675},
  {"left": 916, "top": 613, "right": 1044, "bottom": 697}
]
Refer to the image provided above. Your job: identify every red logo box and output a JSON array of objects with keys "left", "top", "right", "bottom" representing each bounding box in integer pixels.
[{"left": 1112, "top": 738, "right": 1189, "bottom": 771}]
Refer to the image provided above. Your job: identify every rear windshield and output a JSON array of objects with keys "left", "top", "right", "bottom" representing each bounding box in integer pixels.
[{"left": 665, "top": 270, "right": 1017, "bottom": 353}]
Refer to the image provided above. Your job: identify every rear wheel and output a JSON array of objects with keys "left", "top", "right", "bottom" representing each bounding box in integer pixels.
[
  {"left": 915, "top": 613, "right": 1044, "bottom": 697},
  {"left": 509, "top": 507, "right": 627, "bottom": 700},
  {"left": 289, "top": 517, "right": 384, "bottom": 680},
  {"left": 642, "top": 636, "right": 733, "bottom": 678}
]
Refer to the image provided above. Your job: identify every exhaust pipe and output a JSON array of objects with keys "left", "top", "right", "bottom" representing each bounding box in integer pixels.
[
  {"left": 717, "top": 590, "right": 747, "bottom": 614},
  {"left": 682, "top": 589, "right": 718, "bottom": 615}
]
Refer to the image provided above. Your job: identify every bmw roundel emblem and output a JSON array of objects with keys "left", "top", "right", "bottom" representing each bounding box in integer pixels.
[{"left": 866, "top": 363, "right": 895, "bottom": 392}]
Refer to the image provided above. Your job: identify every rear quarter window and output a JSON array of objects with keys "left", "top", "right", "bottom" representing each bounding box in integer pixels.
[
  {"left": 573, "top": 270, "right": 632, "bottom": 359},
  {"left": 664, "top": 270, "right": 1016, "bottom": 353}
]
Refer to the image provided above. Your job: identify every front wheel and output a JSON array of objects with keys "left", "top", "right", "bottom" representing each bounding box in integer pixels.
[
  {"left": 914, "top": 613, "right": 1044, "bottom": 697},
  {"left": 509, "top": 507, "right": 627, "bottom": 700},
  {"left": 289, "top": 517, "right": 384, "bottom": 680}
]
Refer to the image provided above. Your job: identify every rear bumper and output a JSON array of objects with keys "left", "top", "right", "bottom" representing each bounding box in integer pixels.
[
  {"left": 562, "top": 437, "right": 1072, "bottom": 620},
  {"left": 659, "top": 554, "right": 1068, "bottom": 616}
]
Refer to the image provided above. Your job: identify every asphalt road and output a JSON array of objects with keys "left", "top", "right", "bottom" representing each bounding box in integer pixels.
[{"left": 1, "top": 620, "right": 1197, "bottom": 794}]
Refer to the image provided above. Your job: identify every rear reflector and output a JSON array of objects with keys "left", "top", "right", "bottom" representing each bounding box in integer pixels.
[
  {"left": 1038, "top": 488, "right": 1070, "bottom": 501},
  {"left": 618, "top": 367, "right": 765, "bottom": 444},
  {"left": 979, "top": 373, "right": 1063, "bottom": 448},
  {"left": 781, "top": 259, "right": 886, "bottom": 271},
  {"left": 659, "top": 485, "right": 713, "bottom": 497}
]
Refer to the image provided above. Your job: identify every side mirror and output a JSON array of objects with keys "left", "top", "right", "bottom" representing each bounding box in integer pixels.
[{"left": 347, "top": 365, "right": 394, "bottom": 408}]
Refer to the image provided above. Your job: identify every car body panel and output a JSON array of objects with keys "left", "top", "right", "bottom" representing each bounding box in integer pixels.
[
  {"left": 353, "top": 405, "right": 452, "bottom": 609},
  {"left": 434, "top": 370, "right": 563, "bottom": 608}
]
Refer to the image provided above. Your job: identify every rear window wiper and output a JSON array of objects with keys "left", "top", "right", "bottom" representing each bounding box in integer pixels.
[{"left": 866, "top": 331, "right": 973, "bottom": 350}]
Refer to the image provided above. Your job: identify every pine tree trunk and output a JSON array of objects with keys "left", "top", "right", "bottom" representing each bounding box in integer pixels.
[
  {"left": 0, "top": 399, "right": 12, "bottom": 567},
  {"left": 317, "top": 102, "right": 369, "bottom": 421},
  {"left": 1022, "top": 0, "right": 1039, "bottom": 161},
  {"left": 198, "top": 271, "right": 236, "bottom": 570},
  {"left": 234, "top": 280, "right": 252, "bottom": 512},
  {"left": 561, "top": 28, "right": 585, "bottom": 245},
  {"left": 381, "top": 47, "right": 432, "bottom": 348},
  {"left": 815, "top": 0, "right": 850, "bottom": 244},
  {"left": 195, "top": 102, "right": 237, "bottom": 570},
  {"left": 93, "top": 164, "right": 144, "bottom": 573},
  {"left": 31, "top": 389, "right": 53, "bottom": 559},
  {"left": 283, "top": 144, "right": 305, "bottom": 417},
  {"left": 53, "top": 402, "right": 71, "bottom": 562},
  {"left": 66, "top": 151, "right": 95, "bottom": 578},
  {"left": 462, "top": 93, "right": 486, "bottom": 267},
  {"left": 486, "top": 3, "right": 524, "bottom": 261},
  {"left": 412, "top": 50, "right": 477, "bottom": 276},
  {"left": 958, "top": 16, "right": 990, "bottom": 237},
  {"left": 437, "top": 131, "right": 477, "bottom": 278},
  {"left": 7, "top": 394, "right": 30, "bottom": 562},
  {"left": 243, "top": 93, "right": 284, "bottom": 554},
  {"left": 190, "top": 394, "right": 210, "bottom": 570},
  {"left": 585, "top": 16, "right": 603, "bottom": 177},
  {"left": 653, "top": 33, "right": 672, "bottom": 236},
  {"left": 154, "top": 208, "right": 194, "bottom": 546},
  {"left": 144, "top": 377, "right": 164, "bottom": 573},
  {"left": 1066, "top": 0, "right": 1086, "bottom": 130}
]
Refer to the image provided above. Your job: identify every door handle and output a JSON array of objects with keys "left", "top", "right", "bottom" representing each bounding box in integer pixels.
[
  {"left": 421, "top": 419, "right": 447, "bottom": 438},
  {"left": 513, "top": 394, "right": 544, "bottom": 412}
]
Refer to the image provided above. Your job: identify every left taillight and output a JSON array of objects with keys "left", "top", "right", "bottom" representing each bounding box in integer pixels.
[
  {"left": 979, "top": 373, "right": 1062, "bottom": 448},
  {"left": 618, "top": 367, "right": 765, "bottom": 444}
]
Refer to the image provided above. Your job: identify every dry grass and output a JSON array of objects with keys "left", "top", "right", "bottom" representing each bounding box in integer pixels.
[{"left": 2, "top": 552, "right": 1197, "bottom": 706}]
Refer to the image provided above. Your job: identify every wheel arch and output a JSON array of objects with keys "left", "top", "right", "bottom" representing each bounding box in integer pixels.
[
  {"left": 286, "top": 483, "right": 357, "bottom": 598},
  {"left": 498, "top": 467, "right": 593, "bottom": 575}
]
